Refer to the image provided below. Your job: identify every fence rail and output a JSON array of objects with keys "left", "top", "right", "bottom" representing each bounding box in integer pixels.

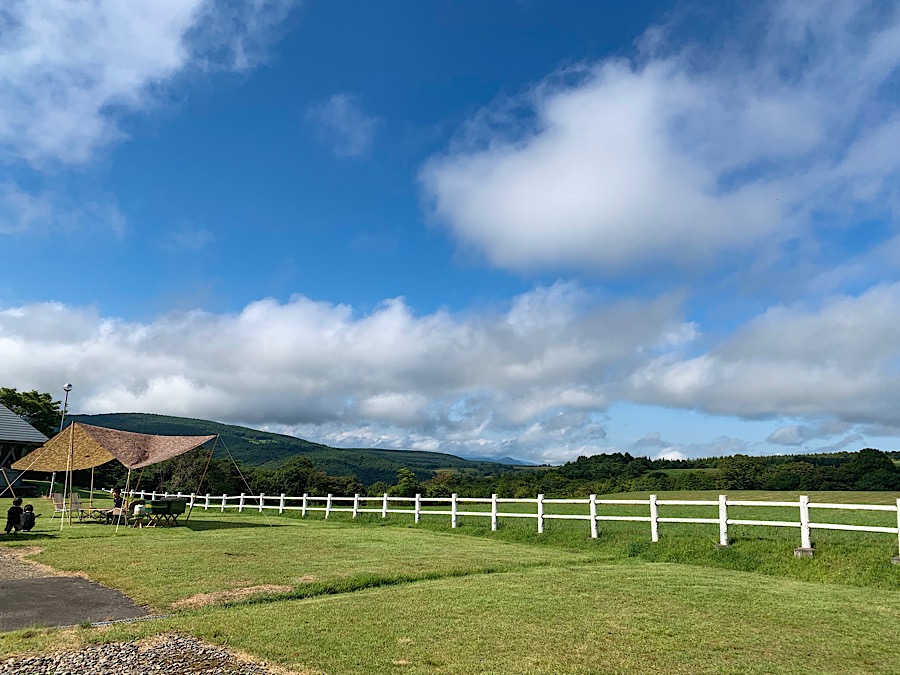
[{"left": 127, "top": 489, "right": 900, "bottom": 560}]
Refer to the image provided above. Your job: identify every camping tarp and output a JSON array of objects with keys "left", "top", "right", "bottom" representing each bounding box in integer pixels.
[{"left": 11, "top": 423, "right": 216, "bottom": 471}]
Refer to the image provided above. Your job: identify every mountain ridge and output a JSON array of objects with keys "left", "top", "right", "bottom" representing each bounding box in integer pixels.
[{"left": 67, "top": 412, "right": 521, "bottom": 485}]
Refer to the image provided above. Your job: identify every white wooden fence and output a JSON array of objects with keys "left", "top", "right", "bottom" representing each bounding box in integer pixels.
[{"left": 128, "top": 490, "right": 900, "bottom": 560}]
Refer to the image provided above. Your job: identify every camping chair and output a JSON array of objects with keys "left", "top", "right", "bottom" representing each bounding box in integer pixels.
[
  {"left": 50, "top": 493, "right": 67, "bottom": 519},
  {"left": 69, "top": 493, "right": 106, "bottom": 522}
]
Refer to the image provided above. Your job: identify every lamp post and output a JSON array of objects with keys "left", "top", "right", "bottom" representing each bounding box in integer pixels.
[{"left": 48, "top": 383, "right": 73, "bottom": 498}]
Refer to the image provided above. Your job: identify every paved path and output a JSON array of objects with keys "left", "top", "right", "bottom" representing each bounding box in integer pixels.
[{"left": 0, "top": 547, "right": 148, "bottom": 632}]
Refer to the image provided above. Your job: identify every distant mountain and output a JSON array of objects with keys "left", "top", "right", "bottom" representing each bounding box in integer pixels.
[
  {"left": 67, "top": 413, "right": 518, "bottom": 486},
  {"left": 461, "top": 455, "right": 541, "bottom": 466}
]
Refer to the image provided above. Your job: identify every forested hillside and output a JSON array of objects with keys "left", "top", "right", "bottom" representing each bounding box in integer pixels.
[{"left": 67, "top": 413, "right": 519, "bottom": 485}]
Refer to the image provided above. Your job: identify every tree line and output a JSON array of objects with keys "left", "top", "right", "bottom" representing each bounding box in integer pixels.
[{"left": 4, "top": 386, "right": 899, "bottom": 497}]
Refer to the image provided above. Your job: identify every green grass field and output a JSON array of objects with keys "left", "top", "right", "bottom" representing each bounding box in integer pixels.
[{"left": 2, "top": 489, "right": 899, "bottom": 674}]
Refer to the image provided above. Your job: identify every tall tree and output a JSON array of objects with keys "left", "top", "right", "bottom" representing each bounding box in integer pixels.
[{"left": 0, "top": 387, "right": 61, "bottom": 437}]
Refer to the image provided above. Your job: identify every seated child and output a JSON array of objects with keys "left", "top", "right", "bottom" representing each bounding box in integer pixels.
[
  {"left": 20, "top": 504, "right": 39, "bottom": 532},
  {"left": 4, "top": 497, "right": 23, "bottom": 534}
]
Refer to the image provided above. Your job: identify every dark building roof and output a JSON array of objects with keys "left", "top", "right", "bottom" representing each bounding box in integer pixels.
[{"left": 0, "top": 403, "right": 49, "bottom": 445}]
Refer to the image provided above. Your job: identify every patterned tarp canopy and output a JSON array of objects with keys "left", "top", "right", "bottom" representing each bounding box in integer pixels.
[{"left": 11, "top": 423, "right": 216, "bottom": 471}]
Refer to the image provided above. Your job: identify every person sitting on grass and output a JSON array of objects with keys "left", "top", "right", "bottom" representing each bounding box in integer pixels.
[
  {"left": 4, "top": 497, "right": 23, "bottom": 535},
  {"left": 20, "top": 504, "right": 39, "bottom": 532}
]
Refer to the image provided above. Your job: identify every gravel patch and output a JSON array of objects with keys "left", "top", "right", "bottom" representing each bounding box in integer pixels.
[
  {"left": 0, "top": 547, "right": 58, "bottom": 580},
  {"left": 0, "top": 634, "right": 300, "bottom": 674}
]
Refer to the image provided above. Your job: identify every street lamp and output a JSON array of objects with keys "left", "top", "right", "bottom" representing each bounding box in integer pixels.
[
  {"left": 48, "top": 383, "right": 73, "bottom": 498},
  {"left": 59, "top": 383, "right": 73, "bottom": 432}
]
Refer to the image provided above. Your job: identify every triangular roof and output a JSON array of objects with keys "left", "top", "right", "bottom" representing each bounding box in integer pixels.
[
  {"left": 0, "top": 403, "right": 49, "bottom": 445},
  {"left": 12, "top": 422, "right": 215, "bottom": 471}
]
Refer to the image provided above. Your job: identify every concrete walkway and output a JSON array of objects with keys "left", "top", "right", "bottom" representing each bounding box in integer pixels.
[{"left": 0, "top": 548, "right": 148, "bottom": 632}]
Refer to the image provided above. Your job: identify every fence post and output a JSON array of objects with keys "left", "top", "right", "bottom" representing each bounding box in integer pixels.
[
  {"left": 164, "top": 491, "right": 169, "bottom": 499},
  {"left": 325, "top": 493, "right": 332, "bottom": 519},
  {"left": 279, "top": 493, "right": 285, "bottom": 515},
  {"left": 414, "top": 493, "right": 421, "bottom": 524},
  {"left": 649, "top": 494, "right": 659, "bottom": 542},
  {"left": 239, "top": 493, "right": 245, "bottom": 513},
  {"left": 451, "top": 493, "right": 458, "bottom": 528},
  {"left": 152, "top": 491, "right": 157, "bottom": 500},
  {"left": 220, "top": 494, "right": 227, "bottom": 512},
  {"left": 491, "top": 494, "right": 498, "bottom": 532},
  {"left": 188, "top": 493, "right": 195, "bottom": 508},
  {"left": 893, "top": 499, "right": 900, "bottom": 564},
  {"left": 301, "top": 493, "right": 308, "bottom": 517},
  {"left": 537, "top": 494, "right": 545, "bottom": 534},
  {"left": 258, "top": 493, "right": 265, "bottom": 512},
  {"left": 382, "top": 493, "right": 389, "bottom": 519},
  {"left": 353, "top": 493, "right": 359, "bottom": 519},
  {"left": 205, "top": 493, "right": 210, "bottom": 510},
  {"left": 795, "top": 495, "right": 814, "bottom": 557},
  {"left": 718, "top": 495, "right": 730, "bottom": 547},
  {"left": 176, "top": 492, "right": 183, "bottom": 501},
  {"left": 589, "top": 494, "right": 598, "bottom": 539}
]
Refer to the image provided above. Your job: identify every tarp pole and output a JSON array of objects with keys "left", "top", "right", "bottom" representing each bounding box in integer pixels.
[
  {"left": 89, "top": 467, "right": 95, "bottom": 508},
  {"left": 0, "top": 468, "right": 15, "bottom": 499},
  {"left": 185, "top": 436, "right": 218, "bottom": 524},
  {"left": 60, "top": 424, "right": 74, "bottom": 530}
]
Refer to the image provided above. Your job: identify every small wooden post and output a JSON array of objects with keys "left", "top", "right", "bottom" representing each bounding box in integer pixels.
[
  {"left": 301, "top": 493, "right": 308, "bottom": 517},
  {"left": 795, "top": 495, "right": 814, "bottom": 557},
  {"left": 259, "top": 493, "right": 265, "bottom": 513},
  {"left": 718, "top": 495, "right": 730, "bottom": 547},
  {"left": 537, "top": 494, "right": 545, "bottom": 534},
  {"left": 239, "top": 493, "right": 245, "bottom": 513},
  {"left": 382, "top": 493, "right": 389, "bottom": 519},
  {"left": 220, "top": 494, "right": 227, "bottom": 512},
  {"left": 414, "top": 493, "right": 421, "bottom": 523},
  {"left": 451, "top": 493, "right": 458, "bottom": 528},
  {"left": 589, "top": 494, "right": 598, "bottom": 539},
  {"left": 491, "top": 494, "right": 498, "bottom": 531},
  {"left": 649, "top": 494, "right": 659, "bottom": 542},
  {"left": 353, "top": 493, "right": 360, "bottom": 518},
  {"left": 279, "top": 493, "right": 285, "bottom": 514},
  {"left": 325, "top": 493, "right": 333, "bottom": 519}
]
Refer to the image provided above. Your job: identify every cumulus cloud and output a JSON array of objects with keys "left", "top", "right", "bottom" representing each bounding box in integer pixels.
[
  {"left": 0, "top": 0, "right": 295, "bottom": 233},
  {"left": 0, "top": 284, "right": 689, "bottom": 464},
  {"left": 628, "top": 283, "right": 900, "bottom": 425},
  {"left": 307, "top": 94, "right": 381, "bottom": 158},
  {"left": 420, "top": 1, "right": 900, "bottom": 276},
  {"left": 766, "top": 419, "right": 853, "bottom": 446},
  {"left": 0, "top": 0, "right": 295, "bottom": 167}
]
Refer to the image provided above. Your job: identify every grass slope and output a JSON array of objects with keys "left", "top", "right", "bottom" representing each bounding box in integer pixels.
[{"left": 67, "top": 413, "right": 513, "bottom": 484}]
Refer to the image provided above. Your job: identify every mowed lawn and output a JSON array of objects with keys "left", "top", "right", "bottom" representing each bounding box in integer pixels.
[{"left": 1, "top": 491, "right": 899, "bottom": 674}]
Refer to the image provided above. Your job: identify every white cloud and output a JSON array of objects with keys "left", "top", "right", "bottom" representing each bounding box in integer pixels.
[
  {"left": 0, "top": 284, "right": 688, "bottom": 464},
  {"left": 628, "top": 283, "right": 900, "bottom": 425},
  {"left": 0, "top": 0, "right": 295, "bottom": 167},
  {"left": 307, "top": 94, "right": 381, "bottom": 158},
  {"left": 420, "top": 1, "right": 900, "bottom": 276},
  {"left": 4, "top": 282, "right": 895, "bottom": 463},
  {"left": 654, "top": 450, "right": 687, "bottom": 462},
  {"left": 0, "top": 182, "right": 125, "bottom": 235},
  {"left": 0, "top": 0, "right": 295, "bottom": 235}
]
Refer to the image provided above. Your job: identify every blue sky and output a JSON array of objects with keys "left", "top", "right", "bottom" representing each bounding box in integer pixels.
[{"left": 3, "top": 0, "right": 900, "bottom": 464}]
